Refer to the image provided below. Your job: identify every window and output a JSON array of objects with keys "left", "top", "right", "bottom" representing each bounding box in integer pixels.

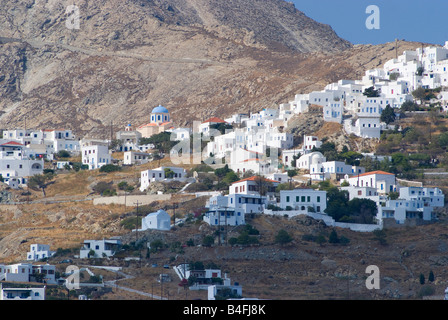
[
  {"left": 286, "top": 196, "right": 290, "bottom": 202},
  {"left": 317, "top": 196, "right": 321, "bottom": 202}
]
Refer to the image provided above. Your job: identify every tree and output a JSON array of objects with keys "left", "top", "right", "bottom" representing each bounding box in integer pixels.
[
  {"left": 202, "top": 235, "right": 215, "bottom": 247},
  {"left": 287, "top": 169, "right": 297, "bottom": 187},
  {"left": 428, "top": 270, "right": 435, "bottom": 283},
  {"left": 412, "top": 87, "right": 426, "bottom": 104},
  {"left": 253, "top": 175, "right": 274, "bottom": 196},
  {"left": 416, "top": 66, "right": 424, "bottom": 76},
  {"left": 108, "top": 139, "right": 123, "bottom": 151},
  {"left": 275, "top": 229, "right": 293, "bottom": 246},
  {"left": 363, "top": 86, "right": 380, "bottom": 98},
  {"left": 28, "top": 174, "right": 55, "bottom": 197},
  {"left": 214, "top": 165, "right": 231, "bottom": 184},
  {"left": 372, "top": 229, "right": 388, "bottom": 245},
  {"left": 340, "top": 151, "right": 364, "bottom": 166},
  {"left": 316, "top": 235, "right": 326, "bottom": 246},
  {"left": 381, "top": 104, "right": 396, "bottom": 124},
  {"left": 346, "top": 198, "right": 378, "bottom": 224},
  {"left": 438, "top": 132, "right": 448, "bottom": 149},
  {"left": 400, "top": 101, "right": 420, "bottom": 112},
  {"left": 164, "top": 168, "right": 175, "bottom": 179},
  {"left": 328, "top": 230, "right": 339, "bottom": 244},
  {"left": 419, "top": 273, "right": 425, "bottom": 285},
  {"left": 56, "top": 150, "right": 71, "bottom": 158},
  {"left": 223, "top": 170, "right": 239, "bottom": 185},
  {"left": 324, "top": 188, "right": 349, "bottom": 222},
  {"left": 140, "top": 132, "right": 178, "bottom": 154},
  {"left": 92, "top": 181, "right": 114, "bottom": 196}
]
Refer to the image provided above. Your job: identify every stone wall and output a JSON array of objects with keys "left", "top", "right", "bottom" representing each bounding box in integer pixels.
[{"left": 93, "top": 194, "right": 172, "bottom": 206}]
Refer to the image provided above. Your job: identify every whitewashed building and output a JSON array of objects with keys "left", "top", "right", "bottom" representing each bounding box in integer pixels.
[
  {"left": 0, "top": 141, "right": 44, "bottom": 186},
  {"left": 80, "top": 238, "right": 122, "bottom": 259},
  {"left": 345, "top": 170, "right": 396, "bottom": 194},
  {"left": 0, "top": 285, "right": 46, "bottom": 300},
  {"left": 377, "top": 199, "right": 433, "bottom": 225},
  {"left": 278, "top": 189, "right": 327, "bottom": 213},
  {"left": 204, "top": 193, "right": 266, "bottom": 226},
  {"left": 0, "top": 263, "right": 56, "bottom": 284},
  {"left": 398, "top": 186, "right": 445, "bottom": 208},
  {"left": 310, "top": 161, "right": 365, "bottom": 181},
  {"left": 123, "top": 151, "right": 151, "bottom": 166},
  {"left": 140, "top": 209, "right": 171, "bottom": 231},
  {"left": 81, "top": 142, "right": 112, "bottom": 170},
  {"left": 27, "top": 244, "right": 55, "bottom": 262},
  {"left": 140, "top": 166, "right": 187, "bottom": 192}
]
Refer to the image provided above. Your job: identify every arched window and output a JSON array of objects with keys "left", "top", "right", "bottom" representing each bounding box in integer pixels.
[{"left": 31, "top": 163, "right": 42, "bottom": 170}]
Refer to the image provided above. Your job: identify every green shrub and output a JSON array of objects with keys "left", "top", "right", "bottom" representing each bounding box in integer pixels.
[{"left": 99, "top": 164, "right": 121, "bottom": 173}]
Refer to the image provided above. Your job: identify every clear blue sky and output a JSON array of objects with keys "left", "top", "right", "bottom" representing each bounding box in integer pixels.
[{"left": 292, "top": 0, "right": 448, "bottom": 46}]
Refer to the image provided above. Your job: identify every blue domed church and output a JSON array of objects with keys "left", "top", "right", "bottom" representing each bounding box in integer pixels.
[{"left": 137, "top": 105, "right": 174, "bottom": 138}]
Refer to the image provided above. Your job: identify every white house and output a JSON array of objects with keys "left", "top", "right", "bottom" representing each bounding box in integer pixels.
[
  {"left": 2, "top": 128, "right": 80, "bottom": 157},
  {"left": 123, "top": 151, "right": 151, "bottom": 166},
  {"left": 278, "top": 189, "right": 327, "bottom": 213},
  {"left": 167, "top": 127, "right": 192, "bottom": 141},
  {"left": 345, "top": 170, "right": 396, "bottom": 194},
  {"left": 0, "top": 140, "right": 44, "bottom": 186},
  {"left": 377, "top": 199, "right": 433, "bottom": 225},
  {"left": 309, "top": 90, "right": 344, "bottom": 123},
  {"left": 310, "top": 161, "right": 365, "bottom": 181},
  {"left": 198, "top": 117, "right": 228, "bottom": 136},
  {"left": 204, "top": 193, "right": 266, "bottom": 226},
  {"left": 376, "top": 186, "right": 445, "bottom": 225},
  {"left": 295, "top": 152, "right": 326, "bottom": 169},
  {"left": 140, "top": 209, "right": 171, "bottom": 231},
  {"left": 230, "top": 176, "right": 279, "bottom": 197},
  {"left": 208, "top": 281, "right": 243, "bottom": 300},
  {"left": 341, "top": 185, "right": 382, "bottom": 203},
  {"left": 116, "top": 124, "right": 142, "bottom": 152},
  {"left": 0, "top": 263, "right": 56, "bottom": 284},
  {"left": 140, "top": 166, "right": 187, "bottom": 192},
  {"left": 27, "top": 244, "right": 55, "bottom": 262},
  {"left": 228, "top": 147, "right": 277, "bottom": 176},
  {"left": 81, "top": 142, "right": 112, "bottom": 170},
  {"left": 0, "top": 285, "right": 46, "bottom": 300},
  {"left": 80, "top": 238, "right": 122, "bottom": 259},
  {"left": 398, "top": 186, "right": 445, "bottom": 208}
]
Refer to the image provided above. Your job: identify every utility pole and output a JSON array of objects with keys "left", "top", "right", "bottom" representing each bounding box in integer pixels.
[
  {"left": 217, "top": 207, "right": 221, "bottom": 246},
  {"left": 395, "top": 38, "right": 398, "bottom": 60},
  {"left": 172, "top": 202, "right": 177, "bottom": 227},
  {"left": 134, "top": 201, "right": 141, "bottom": 243},
  {"left": 224, "top": 206, "right": 228, "bottom": 246},
  {"left": 110, "top": 120, "right": 113, "bottom": 142}
]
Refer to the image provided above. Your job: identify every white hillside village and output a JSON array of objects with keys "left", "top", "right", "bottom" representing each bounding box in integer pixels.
[{"left": 3, "top": 41, "right": 448, "bottom": 301}]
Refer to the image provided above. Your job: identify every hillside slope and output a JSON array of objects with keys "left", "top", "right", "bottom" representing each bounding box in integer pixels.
[{"left": 0, "top": 0, "right": 424, "bottom": 138}]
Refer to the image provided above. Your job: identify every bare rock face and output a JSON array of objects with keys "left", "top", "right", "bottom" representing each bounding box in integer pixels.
[{"left": 0, "top": 0, "right": 421, "bottom": 137}]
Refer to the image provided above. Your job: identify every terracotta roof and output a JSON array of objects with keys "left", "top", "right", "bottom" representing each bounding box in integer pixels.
[
  {"left": 232, "top": 176, "right": 279, "bottom": 184},
  {"left": 138, "top": 121, "right": 172, "bottom": 128},
  {"left": 356, "top": 170, "right": 395, "bottom": 177},
  {"left": 0, "top": 141, "right": 24, "bottom": 146},
  {"left": 202, "top": 117, "right": 227, "bottom": 124}
]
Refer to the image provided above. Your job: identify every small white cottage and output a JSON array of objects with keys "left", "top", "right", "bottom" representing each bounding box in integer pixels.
[{"left": 140, "top": 209, "right": 171, "bottom": 231}]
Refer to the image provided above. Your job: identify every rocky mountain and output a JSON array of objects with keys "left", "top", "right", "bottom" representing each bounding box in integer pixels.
[{"left": 0, "top": 0, "right": 421, "bottom": 137}]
